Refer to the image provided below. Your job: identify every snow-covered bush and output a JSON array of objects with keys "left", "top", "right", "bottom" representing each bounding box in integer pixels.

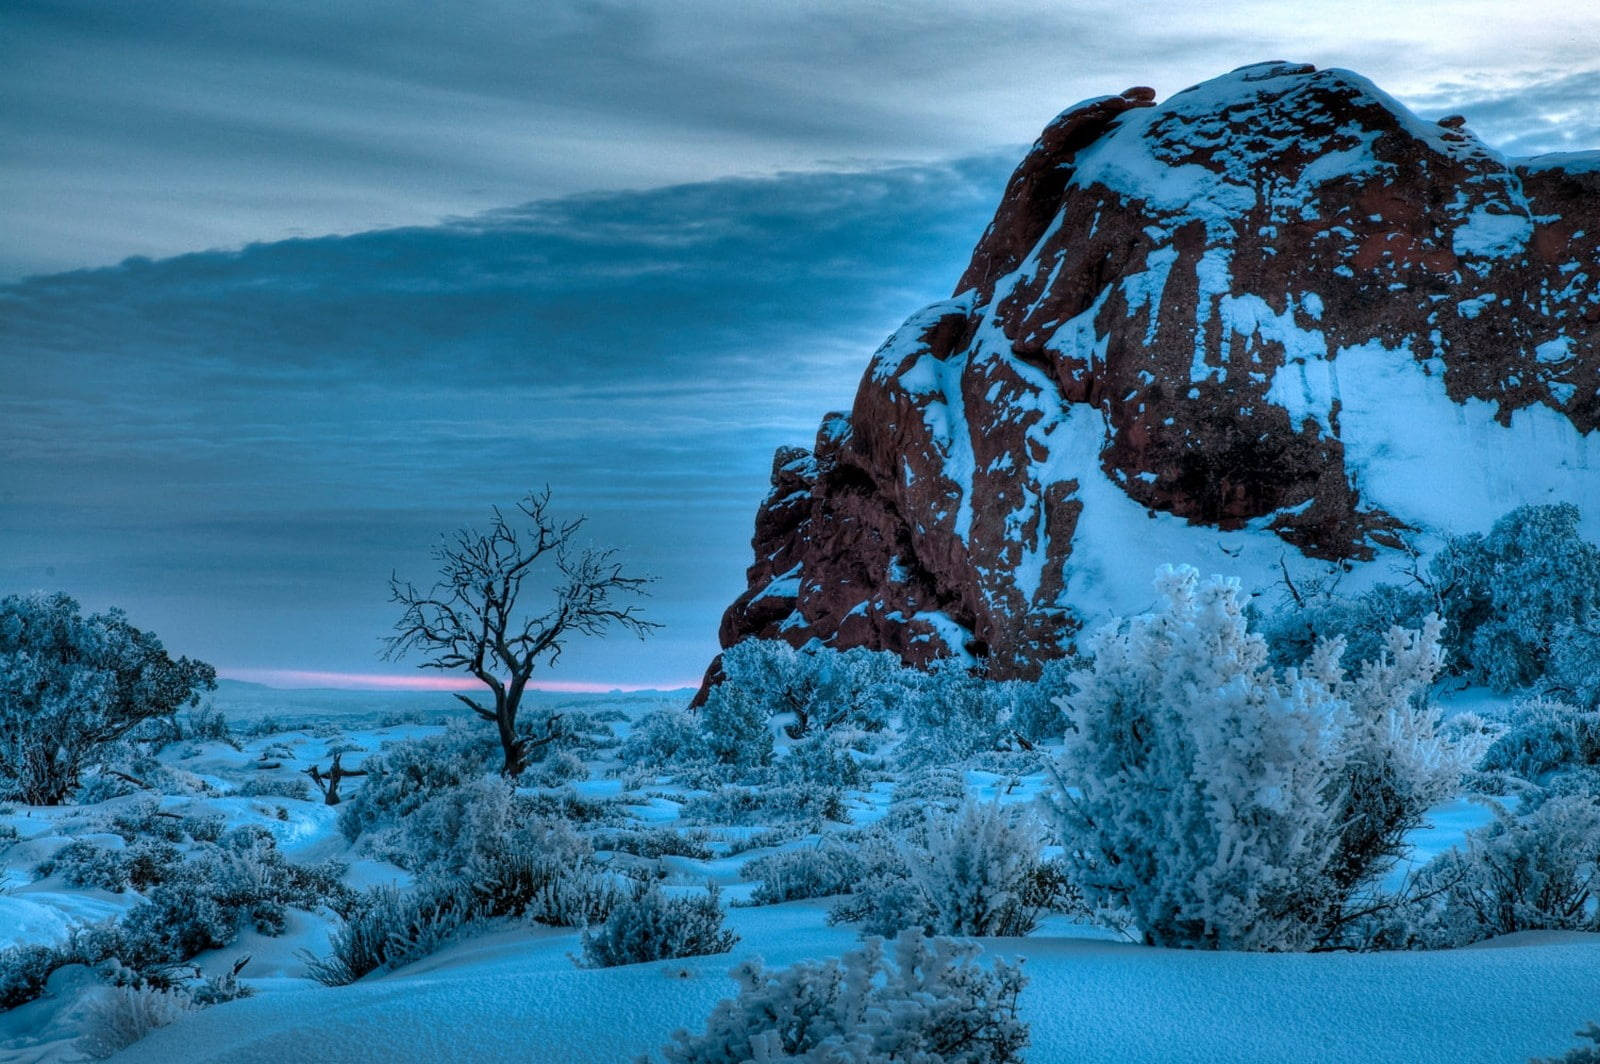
[
  {"left": 1262, "top": 580, "right": 1432, "bottom": 673},
  {"left": 898, "top": 662, "right": 1028, "bottom": 768},
  {"left": 740, "top": 842, "right": 864, "bottom": 905},
  {"left": 777, "top": 728, "right": 865, "bottom": 787},
  {"left": 336, "top": 724, "right": 498, "bottom": 842},
  {"left": 590, "top": 827, "right": 714, "bottom": 861},
  {"left": 710, "top": 639, "right": 909, "bottom": 750},
  {"left": 680, "top": 783, "right": 849, "bottom": 826},
  {"left": 1479, "top": 697, "right": 1600, "bottom": 781},
  {"left": 77, "top": 984, "right": 194, "bottom": 1059},
  {"left": 619, "top": 706, "right": 711, "bottom": 768},
  {"left": 1406, "top": 795, "right": 1600, "bottom": 947},
  {"left": 0, "top": 944, "right": 62, "bottom": 1010},
  {"left": 536, "top": 749, "right": 590, "bottom": 785},
  {"left": 1433, "top": 503, "right": 1600, "bottom": 690},
  {"left": 0, "top": 592, "right": 216, "bottom": 804},
  {"left": 109, "top": 831, "right": 351, "bottom": 969},
  {"left": 1548, "top": 622, "right": 1600, "bottom": 711},
  {"left": 830, "top": 800, "right": 1066, "bottom": 939},
  {"left": 305, "top": 882, "right": 480, "bottom": 986},
  {"left": 579, "top": 883, "right": 738, "bottom": 968},
  {"left": 699, "top": 682, "right": 775, "bottom": 768},
  {"left": 1536, "top": 1025, "right": 1600, "bottom": 1064},
  {"left": 1053, "top": 565, "right": 1464, "bottom": 951},
  {"left": 655, "top": 931, "right": 1028, "bottom": 1064}
]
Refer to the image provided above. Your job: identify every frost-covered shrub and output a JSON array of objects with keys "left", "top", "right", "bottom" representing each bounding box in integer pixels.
[
  {"left": 304, "top": 882, "right": 480, "bottom": 986},
  {"left": 619, "top": 706, "right": 711, "bottom": 768},
  {"left": 236, "top": 776, "right": 312, "bottom": 800},
  {"left": 740, "top": 842, "right": 864, "bottom": 905},
  {"left": 1434, "top": 503, "right": 1600, "bottom": 690},
  {"left": 579, "top": 883, "right": 737, "bottom": 968},
  {"left": 1053, "top": 565, "right": 1465, "bottom": 951},
  {"left": 107, "top": 833, "right": 349, "bottom": 971},
  {"left": 680, "top": 784, "right": 849, "bottom": 826},
  {"left": 656, "top": 931, "right": 1028, "bottom": 1064},
  {"left": 1480, "top": 697, "right": 1600, "bottom": 781},
  {"left": 37, "top": 839, "right": 135, "bottom": 892},
  {"left": 0, "top": 592, "right": 216, "bottom": 805},
  {"left": 536, "top": 750, "right": 590, "bottom": 785},
  {"left": 1262, "top": 580, "right": 1432, "bottom": 673},
  {"left": 77, "top": 984, "right": 194, "bottom": 1059},
  {"left": 711, "top": 639, "right": 910, "bottom": 751},
  {"left": 590, "top": 827, "right": 715, "bottom": 861},
  {"left": 700, "top": 684, "right": 775, "bottom": 768},
  {"left": 1535, "top": 1025, "right": 1600, "bottom": 1064},
  {"left": 831, "top": 800, "right": 1064, "bottom": 939},
  {"left": 1548, "top": 623, "right": 1600, "bottom": 711},
  {"left": 0, "top": 944, "right": 62, "bottom": 1010},
  {"left": 1406, "top": 795, "right": 1600, "bottom": 947},
  {"left": 899, "top": 661, "right": 1065, "bottom": 768},
  {"left": 336, "top": 724, "right": 498, "bottom": 841},
  {"left": 778, "top": 729, "right": 864, "bottom": 787}
]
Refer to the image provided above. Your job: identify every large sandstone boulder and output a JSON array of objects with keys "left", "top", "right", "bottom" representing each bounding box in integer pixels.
[{"left": 716, "top": 61, "right": 1600, "bottom": 681}]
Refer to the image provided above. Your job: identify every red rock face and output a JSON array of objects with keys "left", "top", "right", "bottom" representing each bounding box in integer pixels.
[{"left": 714, "top": 61, "right": 1600, "bottom": 683}]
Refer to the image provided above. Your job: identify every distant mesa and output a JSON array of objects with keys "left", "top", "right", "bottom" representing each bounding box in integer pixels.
[{"left": 711, "top": 61, "right": 1600, "bottom": 688}]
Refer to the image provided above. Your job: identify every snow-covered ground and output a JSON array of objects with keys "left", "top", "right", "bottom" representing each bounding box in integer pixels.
[{"left": 0, "top": 683, "right": 1594, "bottom": 1064}]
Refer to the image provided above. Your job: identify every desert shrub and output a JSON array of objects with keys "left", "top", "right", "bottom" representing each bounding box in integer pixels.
[
  {"left": 99, "top": 800, "right": 186, "bottom": 843},
  {"left": 0, "top": 592, "right": 216, "bottom": 805},
  {"left": 106, "top": 833, "right": 349, "bottom": 970},
  {"left": 1053, "top": 565, "right": 1466, "bottom": 951},
  {"left": 37, "top": 839, "right": 133, "bottom": 892},
  {"left": 899, "top": 661, "right": 1065, "bottom": 768},
  {"left": 830, "top": 800, "right": 1064, "bottom": 938},
  {"left": 236, "top": 777, "right": 312, "bottom": 801},
  {"left": 579, "top": 883, "right": 737, "bottom": 968},
  {"left": 699, "top": 683, "right": 775, "bottom": 768},
  {"left": 0, "top": 944, "right": 62, "bottom": 1010},
  {"left": 680, "top": 784, "right": 849, "bottom": 826},
  {"left": 336, "top": 724, "right": 497, "bottom": 841},
  {"left": 1433, "top": 503, "right": 1600, "bottom": 690},
  {"left": 1548, "top": 622, "right": 1600, "bottom": 711},
  {"left": 368, "top": 775, "right": 522, "bottom": 871},
  {"left": 656, "top": 931, "right": 1028, "bottom": 1064},
  {"left": 1262, "top": 580, "right": 1433, "bottom": 672},
  {"left": 1480, "top": 697, "right": 1600, "bottom": 781},
  {"left": 77, "top": 984, "right": 194, "bottom": 1059},
  {"left": 185, "top": 705, "right": 234, "bottom": 744},
  {"left": 1536, "top": 1025, "right": 1600, "bottom": 1064},
  {"left": 619, "top": 706, "right": 711, "bottom": 768},
  {"left": 304, "top": 882, "right": 480, "bottom": 986},
  {"left": 740, "top": 842, "right": 864, "bottom": 905},
  {"left": 1406, "top": 794, "right": 1600, "bottom": 947},
  {"left": 590, "top": 827, "right": 715, "bottom": 861},
  {"left": 708, "top": 640, "right": 910, "bottom": 758},
  {"left": 517, "top": 707, "right": 618, "bottom": 760},
  {"left": 778, "top": 729, "right": 864, "bottom": 787},
  {"left": 536, "top": 750, "right": 590, "bottom": 785}
]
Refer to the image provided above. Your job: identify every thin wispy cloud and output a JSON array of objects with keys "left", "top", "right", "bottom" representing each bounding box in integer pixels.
[
  {"left": 0, "top": 157, "right": 1012, "bottom": 685},
  {"left": 5, "top": 0, "right": 1596, "bottom": 277}
]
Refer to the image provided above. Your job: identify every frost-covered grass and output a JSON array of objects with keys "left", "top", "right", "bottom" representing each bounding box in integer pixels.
[{"left": 1, "top": 679, "right": 1596, "bottom": 1063}]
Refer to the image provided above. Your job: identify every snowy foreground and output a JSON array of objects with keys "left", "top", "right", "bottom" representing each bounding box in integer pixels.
[{"left": 2, "top": 684, "right": 1596, "bottom": 1064}]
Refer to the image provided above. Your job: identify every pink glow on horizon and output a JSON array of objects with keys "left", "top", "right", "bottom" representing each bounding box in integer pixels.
[{"left": 219, "top": 668, "right": 696, "bottom": 694}]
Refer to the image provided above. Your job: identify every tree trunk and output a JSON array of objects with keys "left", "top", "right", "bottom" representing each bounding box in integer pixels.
[{"left": 497, "top": 693, "right": 525, "bottom": 776}]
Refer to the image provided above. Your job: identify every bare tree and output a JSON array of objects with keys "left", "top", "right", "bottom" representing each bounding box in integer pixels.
[{"left": 385, "top": 490, "right": 658, "bottom": 776}]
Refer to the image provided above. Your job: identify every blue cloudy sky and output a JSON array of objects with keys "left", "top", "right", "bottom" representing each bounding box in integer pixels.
[{"left": 4, "top": 0, "right": 1598, "bottom": 689}]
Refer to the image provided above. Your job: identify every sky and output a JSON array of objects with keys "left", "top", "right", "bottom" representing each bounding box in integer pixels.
[{"left": 3, "top": 0, "right": 1598, "bottom": 690}]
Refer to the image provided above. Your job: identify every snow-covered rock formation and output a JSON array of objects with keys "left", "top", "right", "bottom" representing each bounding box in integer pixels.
[{"left": 716, "top": 61, "right": 1600, "bottom": 680}]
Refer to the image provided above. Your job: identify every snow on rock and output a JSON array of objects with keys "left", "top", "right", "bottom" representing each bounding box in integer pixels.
[{"left": 713, "top": 61, "right": 1600, "bottom": 683}]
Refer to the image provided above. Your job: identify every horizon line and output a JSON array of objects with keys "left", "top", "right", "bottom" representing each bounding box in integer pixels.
[{"left": 217, "top": 668, "right": 699, "bottom": 694}]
